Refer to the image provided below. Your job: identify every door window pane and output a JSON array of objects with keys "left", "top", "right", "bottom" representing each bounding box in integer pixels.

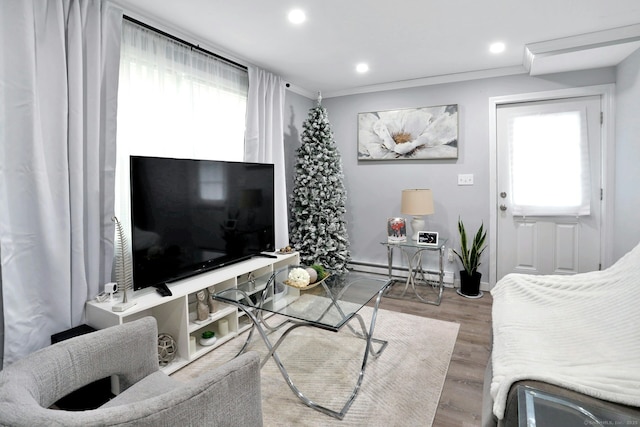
[{"left": 508, "top": 108, "right": 590, "bottom": 216}]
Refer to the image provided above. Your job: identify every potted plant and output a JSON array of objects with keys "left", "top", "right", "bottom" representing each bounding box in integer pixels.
[
  {"left": 453, "top": 217, "right": 487, "bottom": 298},
  {"left": 199, "top": 330, "right": 217, "bottom": 346}
]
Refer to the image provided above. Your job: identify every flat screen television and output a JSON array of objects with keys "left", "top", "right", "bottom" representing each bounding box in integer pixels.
[{"left": 129, "top": 156, "right": 275, "bottom": 290}]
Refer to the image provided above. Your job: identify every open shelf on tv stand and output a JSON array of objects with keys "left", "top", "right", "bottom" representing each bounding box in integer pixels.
[{"left": 85, "top": 251, "right": 299, "bottom": 375}]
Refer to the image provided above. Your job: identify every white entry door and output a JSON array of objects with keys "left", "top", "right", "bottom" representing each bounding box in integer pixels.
[{"left": 496, "top": 96, "right": 602, "bottom": 280}]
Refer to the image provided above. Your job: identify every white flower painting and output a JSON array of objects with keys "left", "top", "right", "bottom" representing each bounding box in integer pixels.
[{"left": 358, "top": 105, "right": 458, "bottom": 160}]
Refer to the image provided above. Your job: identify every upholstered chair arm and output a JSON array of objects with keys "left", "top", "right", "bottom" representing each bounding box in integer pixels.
[
  {"left": 0, "top": 317, "right": 159, "bottom": 418},
  {"left": 0, "top": 350, "right": 262, "bottom": 426},
  {"left": 0, "top": 317, "right": 263, "bottom": 427},
  {"left": 101, "top": 351, "right": 263, "bottom": 426}
]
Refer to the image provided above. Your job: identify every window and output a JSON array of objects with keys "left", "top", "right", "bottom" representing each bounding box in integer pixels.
[
  {"left": 506, "top": 105, "right": 591, "bottom": 216},
  {"left": 115, "top": 19, "right": 248, "bottom": 218}
]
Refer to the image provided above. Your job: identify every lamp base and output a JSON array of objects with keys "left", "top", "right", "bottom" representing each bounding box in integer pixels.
[{"left": 409, "top": 216, "right": 424, "bottom": 241}]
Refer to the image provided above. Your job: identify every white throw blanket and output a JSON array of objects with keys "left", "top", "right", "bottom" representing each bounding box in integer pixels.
[{"left": 490, "top": 242, "right": 640, "bottom": 419}]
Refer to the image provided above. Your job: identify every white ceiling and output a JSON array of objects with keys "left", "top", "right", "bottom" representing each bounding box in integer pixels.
[{"left": 113, "top": 0, "right": 640, "bottom": 98}]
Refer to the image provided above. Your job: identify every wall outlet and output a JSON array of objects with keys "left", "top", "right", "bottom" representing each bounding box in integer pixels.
[
  {"left": 457, "top": 173, "right": 474, "bottom": 186},
  {"left": 448, "top": 248, "right": 454, "bottom": 262}
]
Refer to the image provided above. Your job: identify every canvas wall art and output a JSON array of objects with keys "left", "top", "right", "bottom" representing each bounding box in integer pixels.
[{"left": 358, "top": 104, "right": 458, "bottom": 160}]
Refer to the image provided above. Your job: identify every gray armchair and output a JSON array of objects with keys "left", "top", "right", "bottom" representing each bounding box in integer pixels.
[{"left": 0, "top": 316, "right": 263, "bottom": 426}]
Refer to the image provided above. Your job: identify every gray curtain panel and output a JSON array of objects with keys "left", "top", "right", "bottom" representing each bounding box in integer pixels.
[{"left": 0, "top": 0, "right": 121, "bottom": 367}]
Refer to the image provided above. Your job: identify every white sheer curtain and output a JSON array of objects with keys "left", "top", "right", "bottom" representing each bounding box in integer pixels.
[
  {"left": 116, "top": 20, "right": 249, "bottom": 228},
  {"left": 245, "top": 66, "right": 289, "bottom": 248},
  {"left": 0, "top": 0, "right": 121, "bottom": 367},
  {"left": 505, "top": 104, "right": 591, "bottom": 217}
]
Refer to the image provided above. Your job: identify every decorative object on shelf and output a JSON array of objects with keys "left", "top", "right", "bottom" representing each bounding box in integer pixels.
[
  {"left": 157, "top": 333, "right": 177, "bottom": 366},
  {"left": 401, "top": 189, "right": 435, "bottom": 241},
  {"left": 277, "top": 245, "right": 294, "bottom": 254},
  {"left": 310, "top": 264, "right": 328, "bottom": 281},
  {"left": 199, "top": 330, "right": 217, "bottom": 346},
  {"left": 284, "top": 267, "right": 310, "bottom": 288},
  {"left": 357, "top": 104, "right": 459, "bottom": 160},
  {"left": 282, "top": 264, "right": 330, "bottom": 290},
  {"left": 284, "top": 273, "right": 331, "bottom": 290},
  {"left": 247, "top": 271, "right": 256, "bottom": 289},
  {"left": 387, "top": 217, "right": 407, "bottom": 243},
  {"left": 218, "top": 319, "right": 229, "bottom": 336},
  {"left": 290, "top": 92, "right": 351, "bottom": 274},
  {"left": 453, "top": 217, "right": 487, "bottom": 298},
  {"left": 111, "top": 216, "right": 137, "bottom": 312},
  {"left": 417, "top": 231, "right": 439, "bottom": 246},
  {"left": 207, "top": 286, "right": 217, "bottom": 314},
  {"left": 305, "top": 267, "right": 318, "bottom": 283},
  {"left": 196, "top": 289, "right": 209, "bottom": 321}
]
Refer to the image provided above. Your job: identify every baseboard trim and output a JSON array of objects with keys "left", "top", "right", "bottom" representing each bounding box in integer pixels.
[
  {"left": 347, "top": 260, "right": 491, "bottom": 291},
  {"left": 347, "top": 260, "right": 455, "bottom": 288}
]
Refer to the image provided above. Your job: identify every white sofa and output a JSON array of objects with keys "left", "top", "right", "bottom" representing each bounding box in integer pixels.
[{"left": 483, "top": 243, "right": 640, "bottom": 426}]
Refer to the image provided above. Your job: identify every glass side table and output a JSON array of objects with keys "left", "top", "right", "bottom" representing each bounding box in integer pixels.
[{"left": 380, "top": 239, "right": 446, "bottom": 306}]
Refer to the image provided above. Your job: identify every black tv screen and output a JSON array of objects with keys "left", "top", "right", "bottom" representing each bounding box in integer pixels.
[{"left": 129, "top": 156, "right": 275, "bottom": 290}]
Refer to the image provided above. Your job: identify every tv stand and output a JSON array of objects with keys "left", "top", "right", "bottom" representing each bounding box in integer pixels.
[{"left": 85, "top": 252, "right": 299, "bottom": 374}]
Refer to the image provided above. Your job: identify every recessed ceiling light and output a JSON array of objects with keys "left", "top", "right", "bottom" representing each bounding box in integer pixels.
[
  {"left": 489, "top": 42, "right": 506, "bottom": 54},
  {"left": 288, "top": 9, "right": 306, "bottom": 24},
  {"left": 356, "top": 63, "right": 369, "bottom": 73}
]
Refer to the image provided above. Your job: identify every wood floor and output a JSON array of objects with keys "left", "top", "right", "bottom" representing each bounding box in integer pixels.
[{"left": 376, "top": 285, "right": 493, "bottom": 427}]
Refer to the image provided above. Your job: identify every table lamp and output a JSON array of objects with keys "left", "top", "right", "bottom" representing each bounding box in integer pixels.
[{"left": 401, "top": 189, "right": 434, "bottom": 241}]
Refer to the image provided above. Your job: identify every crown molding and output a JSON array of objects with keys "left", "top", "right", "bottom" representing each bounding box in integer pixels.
[
  {"left": 524, "top": 24, "right": 640, "bottom": 75},
  {"left": 320, "top": 66, "right": 526, "bottom": 99}
]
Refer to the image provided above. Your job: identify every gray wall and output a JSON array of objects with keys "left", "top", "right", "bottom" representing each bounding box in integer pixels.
[
  {"left": 284, "top": 66, "right": 637, "bottom": 284},
  {"left": 283, "top": 90, "right": 313, "bottom": 225},
  {"left": 615, "top": 49, "right": 640, "bottom": 260}
]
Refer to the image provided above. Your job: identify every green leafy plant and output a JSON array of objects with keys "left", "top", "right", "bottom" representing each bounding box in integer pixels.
[
  {"left": 201, "top": 330, "right": 215, "bottom": 339},
  {"left": 310, "top": 264, "right": 328, "bottom": 280},
  {"left": 453, "top": 218, "right": 487, "bottom": 276}
]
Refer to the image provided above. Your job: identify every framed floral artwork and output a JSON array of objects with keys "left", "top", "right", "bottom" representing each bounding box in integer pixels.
[{"left": 358, "top": 104, "right": 458, "bottom": 160}]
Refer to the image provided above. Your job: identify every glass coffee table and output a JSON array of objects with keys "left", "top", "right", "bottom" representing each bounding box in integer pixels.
[{"left": 212, "top": 266, "right": 392, "bottom": 419}]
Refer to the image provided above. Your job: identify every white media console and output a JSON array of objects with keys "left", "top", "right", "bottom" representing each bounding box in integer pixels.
[{"left": 85, "top": 252, "right": 299, "bottom": 374}]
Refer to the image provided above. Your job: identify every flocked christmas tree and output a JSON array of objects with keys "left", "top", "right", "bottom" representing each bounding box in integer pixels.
[{"left": 289, "top": 93, "right": 350, "bottom": 273}]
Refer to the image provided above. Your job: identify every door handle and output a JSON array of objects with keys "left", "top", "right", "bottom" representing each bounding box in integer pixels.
[
  {"left": 500, "top": 204, "right": 507, "bottom": 211},
  {"left": 500, "top": 192, "right": 507, "bottom": 198}
]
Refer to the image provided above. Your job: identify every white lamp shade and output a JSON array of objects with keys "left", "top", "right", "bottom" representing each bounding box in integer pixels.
[{"left": 401, "top": 189, "right": 434, "bottom": 216}]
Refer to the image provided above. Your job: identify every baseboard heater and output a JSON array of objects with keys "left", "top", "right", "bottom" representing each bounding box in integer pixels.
[{"left": 347, "top": 260, "right": 455, "bottom": 288}]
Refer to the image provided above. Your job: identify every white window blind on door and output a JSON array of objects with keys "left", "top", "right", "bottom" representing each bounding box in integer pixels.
[{"left": 505, "top": 102, "right": 591, "bottom": 216}]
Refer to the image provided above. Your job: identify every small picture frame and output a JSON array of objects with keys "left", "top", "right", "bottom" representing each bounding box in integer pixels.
[
  {"left": 417, "top": 231, "right": 439, "bottom": 246},
  {"left": 387, "top": 217, "right": 407, "bottom": 243}
]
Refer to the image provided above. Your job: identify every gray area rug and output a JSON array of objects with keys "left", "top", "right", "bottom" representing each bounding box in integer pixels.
[{"left": 172, "top": 306, "right": 459, "bottom": 426}]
